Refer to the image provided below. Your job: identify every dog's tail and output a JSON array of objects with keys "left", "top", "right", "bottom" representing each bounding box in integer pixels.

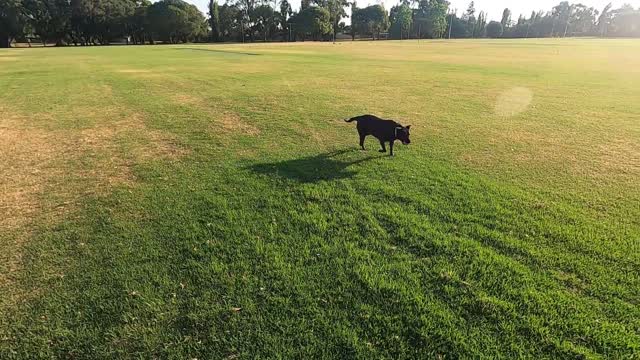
[{"left": 345, "top": 115, "right": 369, "bottom": 123}]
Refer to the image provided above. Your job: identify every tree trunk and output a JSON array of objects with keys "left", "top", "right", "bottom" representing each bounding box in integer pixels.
[{"left": 0, "top": 36, "right": 10, "bottom": 48}]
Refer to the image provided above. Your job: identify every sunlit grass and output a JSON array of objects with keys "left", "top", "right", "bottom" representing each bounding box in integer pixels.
[{"left": 0, "top": 39, "right": 638, "bottom": 358}]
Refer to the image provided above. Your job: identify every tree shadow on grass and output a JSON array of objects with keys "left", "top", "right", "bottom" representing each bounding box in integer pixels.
[
  {"left": 175, "top": 48, "right": 261, "bottom": 56},
  {"left": 249, "top": 149, "right": 378, "bottom": 183}
]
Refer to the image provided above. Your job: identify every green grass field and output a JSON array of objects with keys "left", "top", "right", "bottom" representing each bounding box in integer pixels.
[{"left": 1, "top": 39, "right": 639, "bottom": 358}]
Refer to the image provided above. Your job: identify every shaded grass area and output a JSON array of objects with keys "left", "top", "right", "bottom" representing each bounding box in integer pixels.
[{"left": 1, "top": 39, "right": 639, "bottom": 358}]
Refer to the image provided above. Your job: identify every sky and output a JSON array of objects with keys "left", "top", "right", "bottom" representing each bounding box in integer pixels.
[{"left": 189, "top": 0, "right": 640, "bottom": 22}]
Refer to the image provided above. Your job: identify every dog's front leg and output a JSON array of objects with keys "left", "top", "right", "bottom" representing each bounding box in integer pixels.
[{"left": 378, "top": 140, "right": 387, "bottom": 153}]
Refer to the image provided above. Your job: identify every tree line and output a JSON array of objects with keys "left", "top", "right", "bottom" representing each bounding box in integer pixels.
[
  {"left": 0, "top": 0, "right": 207, "bottom": 47},
  {"left": 443, "top": 1, "right": 640, "bottom": 39},
  {"left": 2, "top": 0, "right": 639, "bottom": 47}
]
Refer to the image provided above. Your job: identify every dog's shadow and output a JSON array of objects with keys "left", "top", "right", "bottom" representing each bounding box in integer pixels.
[{"left": 248, "top": 149, "right": 377, "bottom": 183}]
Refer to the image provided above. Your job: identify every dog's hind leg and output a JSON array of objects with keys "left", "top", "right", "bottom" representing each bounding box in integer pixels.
[
  {"left": 378, "top": 140, "right": 387, "bottom": 153},
  {"left": 359, "top": 132, "right": 366, "bottom": 150}
]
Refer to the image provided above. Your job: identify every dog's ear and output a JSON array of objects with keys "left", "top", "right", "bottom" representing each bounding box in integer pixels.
[{"left": 406, "top": 125, "right": 411, "bottom": 130}]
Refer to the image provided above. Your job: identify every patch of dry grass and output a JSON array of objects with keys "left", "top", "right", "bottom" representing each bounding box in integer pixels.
[
  {"left": 214, "top": 111, "right": 261, "bottom": 136},
  {"left": 72, "top": 110, "right": 189, "bottom": 190},
  {"left": 459, "top": 125, "right": 640, "bottom": 187},
  {"left": 0, "top": 108, "right": 64, "bottom": 307},
  {"left": 116, "top": 69, "right": 152, "bottom": 74},
  {"left": 591, "top": 136, "right": 640, "bottom": 179},
  {"left": 0, "top": 115, "right": 58, "bottom": 231},
  {"left": 0, "top": 105, "right": 187, "bottom": 308},
  {"left": 172, "top": 93, "right": 201, "bottom": 105},
  {"left": 171, "top": 93, "right": 261, "bottom": 136}
]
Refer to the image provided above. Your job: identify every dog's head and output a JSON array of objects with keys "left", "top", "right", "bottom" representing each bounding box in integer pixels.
[{"left": 395, "top": 125, "right": 411, "bottom": 145}]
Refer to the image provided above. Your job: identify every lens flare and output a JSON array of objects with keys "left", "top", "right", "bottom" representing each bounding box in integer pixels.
[{"left": 495, "top": 87, "right": 533, "bottom": 117}]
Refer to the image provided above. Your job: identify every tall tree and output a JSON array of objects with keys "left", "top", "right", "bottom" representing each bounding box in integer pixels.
[
  {"left": 426, "top": 0, "right": 449, "bottom": 38},
  {"left": 209, "top": 0, "right": 220, "bottom": 41},
  {"left": 327, "top": 0, "right": 348, "bottom": 41},
  {"left": 292, "top": 5, "right": 331, "bottom": 40},
  {"left": 218, "top": 3, "right": 241, "bottom": 41},
  {"left": 413, "top": 1, "right": 428, "bottom": 38},
  {"left": 0, "top": 0, "right": 26, "bottom": 47},
  {"left": 352, "top": 4, "right": 388, "bottom": 40},
  {"left": 610, "top": 4, "right": 640, "bottom": 37},
  {"left": 127, "top": 0, "right": 151, "bottom": 45},
  {"left": 251, "top": 4, "right": 275, "bottom": 41},
  {"left": 511, "top": 13, "right": 526, "bottom": 37},
  {"left": 69, "top": 0, "right": 137, "bottom": 45},
  {"left": 462, "top": 1, "right": 476, "bottom": 37},
  {"left": 474, "top": 10, "right": 485, "bottom": 37},
  {"left": 598, "top": 2, "right": 612, "bottom": 37},
  {"left": 312, "top": 0, "right": 348, "bottom": 41},
  {"left": 147, "top": 0, "right": 206, "bottom": 43},
  {"left": 447, "top": 13, "right": 468, "bottom": 38},
  {"left": 411, "top": 0, "right": 450, "bottom": 39},
  {"left": 350, "top": 0, "right": 356, "bottom": 40},
  {"left": 570, "top": 4, "right": 597, "bottom": 36},
  {"left": 463, "top": 1, "right": 474, "bottom": 20},
  {"left": 369, "top": 4, "right": 389, "bottom": 39},
  {"left": 280, "top": 0, "right": 291, "bottom": 27},
  {"left": 24, "top": 0, "right": 72, "bottom": 45},
  {"left": 552, "top": 1, "right": 573, "bottom": 37},
  {"left": 500, "top": 8, "right": 511, "bottom": 29},
  {"left": 389, "top": 3, "right": 411, "bottom": 39},
  {"left": 236, "top": 0, "right": 256, "bottom": 41}
]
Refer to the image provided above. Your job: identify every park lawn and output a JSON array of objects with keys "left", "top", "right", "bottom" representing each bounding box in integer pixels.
[{"left": 0, "top": 39, "right": 638, "bottom": 358}]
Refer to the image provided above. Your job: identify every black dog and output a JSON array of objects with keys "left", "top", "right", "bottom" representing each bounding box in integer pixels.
[{"left": 344, "top": 114, "right": 411, "bottom": 156}]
